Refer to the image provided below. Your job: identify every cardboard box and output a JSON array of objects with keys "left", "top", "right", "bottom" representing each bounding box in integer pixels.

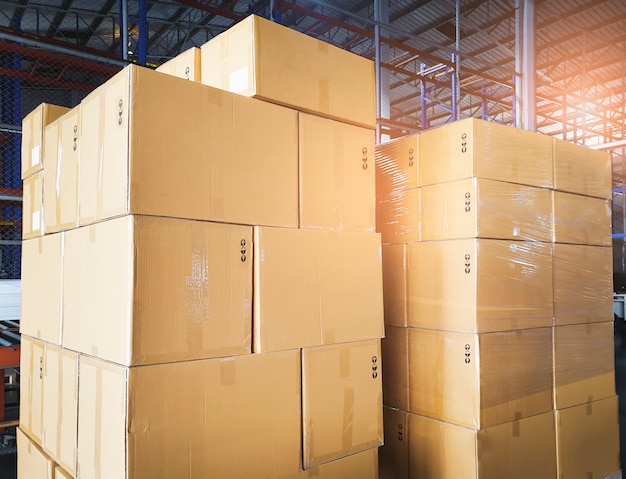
[
  {"left": 253, "top": 226, "right": 384, "bottom": 353},
  {"left": 23, "top": 170, "right": 43, "bottom": 239},
  {"left": 55, "top": 465, "right": 73, "bottom": 479},
  {"left": 555, "top": 396, "right": 620, "bottom": 479},
  {"left": 553, "top": 244, "right": 613, "bottom": 325},
  {"left": 200, "top": 15, "right": 375, "bottom": 129},
  {"left": 375, "top": 134, "right": 419, "bottom": 194},
  {"left": 376, "top": 188, "right": 420, "bottom": 244},
  {"left": 408, "top": 327, "right": 553, "bottom": 429},
  {"left": 381, "top": 326, "right": 409, "bottom": 411},
  {"left": 77, "top": 350, "right": 302, "bottom": 479},
  {"left": 379, "top": 407, "right": 409, "bottom": 479},
  {"left": 299, "top": 112, "right": 375, "bottom": 232},
  {"left": 302, "top": 339, "right": 383, "bottom": 468},
  {"left": 156, "top": 46, "right": 202, "bottom": 82},
  {"left": 552, "top": 191, "right": 611, "bottom": 246},
  {"left": 21, "top": 103, "right": 70, "bottom": 179},
  {"left": 42, "top": 344, "right": 79, "bottom": 476},
  {"left": 19, "top": 336, "right": 44, "bottom": 445},
  {"left": 63, "top": 215, "right": 253, "bottom": 366},
  {"left": 553, "top": 322, "right": 615, "bottom": 409},
  {"left": 16, "top": 427, "right": 55, "bottom": 479},
  {"left": 78, "top": 64, "right": 298, "bottom": 228},
  {"left": 553, "top": 138, "right": 612, "bottom": 199},
  {"left": 408, "top": 411, "right": 557, "bottom": 479},
  {"left": 286, "top": 448, "right": 378, "bottom": 479},
  {"left": 382, "top": 243, "right": 407, "bottom": 327},
  {"left": 20, "top": 233, "right": 63, "bottom": 344},
  {"left": 420, "top": 178, "right": 552, "bottom": 242},
  {"left": 420, "top": 118, "right": 553, "bottom": 188},
  {"left": 43, "top": 106, "right": 80, "bottom": 233},
  {"left": 407, "top": 239, "right": 553, "bottom": 332}
]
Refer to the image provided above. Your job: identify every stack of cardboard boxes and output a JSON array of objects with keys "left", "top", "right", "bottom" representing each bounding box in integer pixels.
[
  {"left": 18, "top": 15, "right": 384, "bottom": 479},
  {"left": 376, "top": 118, "right": 620, "bottom": 479}
]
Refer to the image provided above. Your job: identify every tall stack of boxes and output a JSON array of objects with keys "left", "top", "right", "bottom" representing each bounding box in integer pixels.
[
  {"left": 376, "top": 118, "right": 620, "bottom": 479},
  {"left": 19, "top": 15, "right": 384, "bottom": 479}
]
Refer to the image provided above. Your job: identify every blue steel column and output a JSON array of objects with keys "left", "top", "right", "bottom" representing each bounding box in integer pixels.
[
  {"left": 420, "top": 63, "right": 429, "bottom": 130},
  {"left": 120, "top": 0, "right": 129, "bottom": 61},
  {"left": 137, "top": 0, "right": 148, "bottom": 66},
  {"left": 451, "top": 53, "right": 458, "bottom": 122}
]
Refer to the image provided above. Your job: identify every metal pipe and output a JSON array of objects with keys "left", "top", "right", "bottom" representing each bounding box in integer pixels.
[
  {"left": 374, "top": 0, "right": 381, "bottom": 143},
  {"left": 120, "top": 0, "right": 129, "bottom": 62},
  {"left": 521, "top": 0, "right": 536, "bottom": 131},
  {"left": 454, "top": 0, "right": 461, "bottom": 120},
  {"left": 138, "top": 0, "right": 147, "bottom": 66},
  {"left": 514, "top": 0, "right": 522, "bottom": 128}
]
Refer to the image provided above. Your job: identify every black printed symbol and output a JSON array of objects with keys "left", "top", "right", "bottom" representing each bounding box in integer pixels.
[
  {"left": 464, "top": 254, "right": 471, "bottom": 274},
  {"left": 461, "top": 132, "right": 467, "bottom": 153},
  {"left": 464, "top": 191, "right": 471, "bottom": 212},
  {"left": 464, "top": 343, "right": 471, "bottom": 364}
]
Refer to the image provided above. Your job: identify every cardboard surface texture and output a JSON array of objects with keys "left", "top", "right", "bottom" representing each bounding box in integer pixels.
[
  {"left": 553, "top": 244, "right": 613, "bottom": 325},
  {"left": 21, "top": 103, "right": 70, "bottom": 179},
  {"left": 552, "top": 191, "right": 611, "bottom": 246},
  {"left": 156, "top": 46, "right": 202, "bottom": 82},
  {"left": 420, "top": 178, "right": 552, "bottom": 242},
  {"left": 19, "top": 336, "right": 44, "bottom": 445},
  {"left": 408, "top": 411, "right": 557, "bottom": 479},
  {"left": 376, "top": 188, "right": 420, "bottom": 244},
  {"left": 408, "top": 327, "right": 553, "bottom": 429},
  {"left": 407, "top": 239, "right": 553, "bottom": 332},
  {"left": 553, "top": 138, "right": 612, "bottom": 199},
  {"left": 63, "top": 215, "right": 253, "bottom": 366},
  {"left": 43, "top": 106, "right": 80, "bottom": 233},
  {"left": 55, "top": 466, "right": 73, "bottom": 479},
  {"left": 287, "top": 448, "right": 379, "bottom": 479},
  {"left": 42, "top": 344, "right": 79, "bottom": 476},
  {"left": 379, "top": 407, "right": 409, "bottom": 479},
  {"left": 382, "top": 326, "right": 409, "bottom": 411},
  {"left": 23, "top": 170, "right": 43, "bottom": 239},
  {"left": 555, "top": 396, "right": 620, "bottom": 479},
  {"left": 17, "top": 428, "right": 55, "bottom": 479},
  {"left": 299, "top": 112, "right": 375, "bottom": 232},
  {"left": 20, "top": 233, "right": 63, "bottom": 344},
  {"left": 302, "top": 339, "right": 383, "bottom": 468},
  {"left": 553, "top": 322, "right": 616, "bottom": 409},
  {"left": 200, "top": 15, "right": 376, "bottom": 129},
  {"left": 420, "top": 118, "right": 553, "bottom": 188},
  {"left": 77, "top": 350, "right": 302, "bottom": 479},
  {"left": 382, "top": 243, "right": 408, "bottom": 327},
  {"left": 253, "top": 226, "right": 384, "bottom": 353},
  {"left": 376, "top": 134, "right": 419, "bottom": 193},
  {"left": 79, "top": 64, "right": 298, "bottom": 228}
]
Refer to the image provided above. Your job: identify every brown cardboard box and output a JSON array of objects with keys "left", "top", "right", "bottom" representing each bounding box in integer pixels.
[
  {"left": 42, "top": 344, "right": 78, "bottom": 476},
  {"left": 382, "top": 326, "right": 409, "bottom": 411},
  {"left": 23, "top": 170, "right": 43, "bottom": 239},
  {"left": 376, "top": 188, "right": 420, "bottom": 244},
  {"left": 382, "top": 243, "right": 407, "bottom": 327},
  {"left": 253, "top": 226, "right": 384, "bottom": 353},
  {"left": 63, "top": 215, "right": 253, "bottom": 366},
  {"left": 420, "top": 118, "right": 553, "bottom": 188},
  {"left": 376, "top": 134, "right": 420, "bottom": 194},
  {"left": 21, "top": 103, "right": 70, "bottom": 179},
  {"left": 54, "top": 465, "right": 72, "bottom": 479},
  {"left": 200, "top": 15, "right": 375, "bottom": 129},
  {"left": 156, "top": 46, "right": 202, "bottom": 82},
  {"left": 553, "top": 322, "right": 615, "bottom": 409},
  {"left": 420, "top": 178, "right": 552, "bottom": 242},
  {"left": 407, "top": 239, "right": 553, "bottom": 332},
  {"left": 302, "top": 339, "right": 383, "bottom": 469},
  {"left": 17, "top": 428, "right": 55, "bottom": 479},
  {"left": 553, "top": 138, "right": 612, "bottom": 199},
  {"left": 408, "top": 328, "right": 553, "bottom": 429},
  {"left": 379, "top": 407, "right": 409, "bottom": 479},
  {"left": 299, "top": 112, "right": 375, "bottom": 232},
  {"left": 408, "top": 411, "right": 557, "bottom": 479},
  {"left": 43, "top": 106, "right": 80, "bottom": 233},
  {"left": 287, "top": 448, "right": 379, "bottom": 479},
  {"left": 77, "top": 350, "right": 302, "bottom": 479},
  {"left": 552, "top": 191, "right": 611, "bottom": 246},
  {"left": 553, "top": 244, "right": 613, "bottom": 325},
  {"left": 555, "top": 396, "right": 620, "bottom": 479},
  {"left": 20, "top": 233, "right": 63, "bottom": 344},
  {"left": 19, "top": 336, "right": 44, "bottom": 445},
  {"left": 78, "top": 64, "right": 298, "bottom": 228}
]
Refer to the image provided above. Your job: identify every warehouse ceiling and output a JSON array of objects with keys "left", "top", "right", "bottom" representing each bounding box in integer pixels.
[{"left": 0, "top": 0, "right": 624, "bottom": 152}]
